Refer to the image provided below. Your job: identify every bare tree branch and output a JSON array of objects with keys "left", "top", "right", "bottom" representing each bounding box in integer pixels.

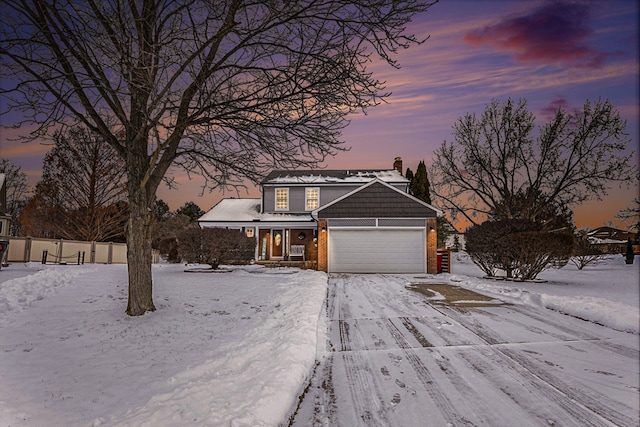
[
  {"left": 431, "top": 98, "right": 637, "bottom": 225},
  {"left": 1, "top": 0, "right": 437, "bottom": 315}
]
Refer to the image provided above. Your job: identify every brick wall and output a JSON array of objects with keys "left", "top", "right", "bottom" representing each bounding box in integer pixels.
[
  {"left": 317, "top": 219, "right": 328, "bottom": 272},
  {"left": 426, "top": 218, "right": 437, "bottom": 274}
]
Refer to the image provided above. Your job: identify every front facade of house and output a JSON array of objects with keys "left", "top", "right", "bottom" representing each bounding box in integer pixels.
[{"left": 198, "top": 158, "right": 441, "bottom": 274}]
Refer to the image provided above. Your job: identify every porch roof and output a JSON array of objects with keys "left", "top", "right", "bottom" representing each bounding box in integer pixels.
[{"left": 198, "top": 198, "right": 313, "bottom": 223}]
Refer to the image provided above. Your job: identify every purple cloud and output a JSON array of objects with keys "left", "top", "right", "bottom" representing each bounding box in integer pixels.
[
  {"left": 464, "top": 1, "right": 608, "bottom": 68},
  {"left": 538, "top": 96, "right": 572, "bottom": 120}
]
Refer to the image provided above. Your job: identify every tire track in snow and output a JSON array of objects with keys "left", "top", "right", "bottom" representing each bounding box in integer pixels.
[
  {"left": 501, "top": 347, "right": 636, "bottom": 427},
  {"left": 326, "top": 276, "right": 391, "bottom": 425},
  {"left": 340, "top": 350, "right": 391, "bottom": 426},
  {"left": 328, "top": 276, "right": 461, "bottom": 425},
  {"left": 399, "top": 317, "right": 432, "bottom": 347},
  {"left": 467, "top": 305, "right": 639, "bottom": 425},
  {"left": 435, "top": 305, "right": 636, "bottom": 426},
  {"left": 299, "top": 274, "right": 637, "bottom": 426},
  {"left": 507, "top": 305, "right": 640, "bottom": 359},
  {"left": 453, "top": 345, "right": 604, "bottom": 426},
  {"left": 339, "top": 276, "right": 515, "bottom": 425},
  {"left": 381, "top": 318, "right": 478, "bottom": 425},
  {"left": 338, "top": 320, "right": 351, "bottom": 352}
]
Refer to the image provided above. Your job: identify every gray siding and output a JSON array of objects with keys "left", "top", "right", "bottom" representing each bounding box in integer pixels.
[
  {"left": 317, "top": 182, "right": 438, "bottom": 218},
  {"left": 262, "top": 183, "right": 408, "bottom": 214}
]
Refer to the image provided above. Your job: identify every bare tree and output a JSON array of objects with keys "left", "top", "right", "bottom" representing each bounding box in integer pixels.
[
  {"left": 33, "top": 126, "right": 128, "bottom": 241},
  {"left": 430, "top": 98, "right": 637, "bottom": 226},
  {"left": 0, "top": 159, "right": 28, "bottom": 212},
  {"left": 0, "top": 158, "right": 29, "bottom": 235},
  {"left": 0, "top": 0, "right": 436, "bottom": 315},
  {"left": 570, "top": 232, "right": 606, "bottom": 270},
  {"left": 616, "top": 197, "right": 640, "bottom": 233},
  {"left": 19, "top": 179, "right": 62, "bottom": 239}
]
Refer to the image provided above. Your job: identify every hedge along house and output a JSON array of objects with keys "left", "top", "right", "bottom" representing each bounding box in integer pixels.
[{"left": 197, "top": 158, "right": 442, "bottom": 274}]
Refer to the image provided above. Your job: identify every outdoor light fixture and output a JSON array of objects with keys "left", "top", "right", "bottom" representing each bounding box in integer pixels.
[
  {"left": 321, "top": 226, "right": 326, "bottom": 232},
  {"left": 429, "top": 226, "right": 434, "bottom": 231}
]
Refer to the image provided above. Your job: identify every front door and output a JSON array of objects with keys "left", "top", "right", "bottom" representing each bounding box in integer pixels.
[{"left": 271, "top": 229, "right": 284, "bottom": 258}]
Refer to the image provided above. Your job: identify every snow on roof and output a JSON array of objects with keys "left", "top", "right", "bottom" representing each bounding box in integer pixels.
[
  {"left": 198, "top": 199, "right": 260, "bottom": 221},
  {"left": 262, "top": 169, "right": 409, "bottom": 184},
  {"left": 198, "top": 198, "right": 312, "bottom": 222},
  {"left": 587, "top": 226, "right": 634, "bottom": 243},
  {"left": 589, "top": 237, "right": 628, "bottom": 245}
]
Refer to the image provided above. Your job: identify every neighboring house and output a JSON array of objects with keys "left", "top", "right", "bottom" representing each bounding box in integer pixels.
[
  {"left": 198, "top": 157, "right": 442, "bottom": 274},
  {"left": 588, "top": 226, "right": 639, "bottom": 254}
]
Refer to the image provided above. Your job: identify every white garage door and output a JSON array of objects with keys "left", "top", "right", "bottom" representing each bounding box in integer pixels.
[{"left": 328, "top": 228, "right": 426, "bottom": 273}]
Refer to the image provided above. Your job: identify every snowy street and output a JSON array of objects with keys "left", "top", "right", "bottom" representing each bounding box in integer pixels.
[{"left": 292, "top": 273, "right": 640, "bottom": 426}]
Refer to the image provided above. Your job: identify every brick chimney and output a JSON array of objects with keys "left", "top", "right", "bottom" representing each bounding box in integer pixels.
[{"left": 393, "top": 157, "right": 403, "bottom": 174}]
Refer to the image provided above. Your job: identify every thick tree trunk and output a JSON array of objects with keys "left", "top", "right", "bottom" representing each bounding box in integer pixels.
[{"left": 125, "top": 156, "right": 156, "bottom": 316}]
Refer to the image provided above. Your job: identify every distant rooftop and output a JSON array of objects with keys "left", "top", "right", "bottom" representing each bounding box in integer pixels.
[
  {"left": 261, "top": 169, "right": 408, "bottom": 185},
  {"left": 587, "top": 226, "right": 636, "bottom": 244}
]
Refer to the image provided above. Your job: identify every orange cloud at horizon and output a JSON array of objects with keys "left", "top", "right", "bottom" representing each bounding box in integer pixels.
[{"left": 1, "top": 142, "right": 52, "bottom": 158}]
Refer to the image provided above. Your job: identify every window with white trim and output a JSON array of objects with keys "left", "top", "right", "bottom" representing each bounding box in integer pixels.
[
  {"left": 305, "top": 187, "right": 320, "bottom": 210},
  {"left": 275, "top": 188, "right": 289, "bottom": 211}
]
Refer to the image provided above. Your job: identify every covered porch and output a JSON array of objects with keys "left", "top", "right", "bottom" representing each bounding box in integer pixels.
[
  {"left": 197, "top": 198, "right": 319, "bottom": 267},
  {"left": 254, "top": 226, "right": 318, "bottom": 264}
]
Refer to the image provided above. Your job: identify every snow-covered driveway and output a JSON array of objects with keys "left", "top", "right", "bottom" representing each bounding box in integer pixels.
[{"left": 292, "top": 274, "right": 639, "bottom": 426}]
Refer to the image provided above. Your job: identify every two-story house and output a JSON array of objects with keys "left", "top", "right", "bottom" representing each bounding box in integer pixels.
[{"left": 198, "top": 158, "right": 441, "bottom": 274}]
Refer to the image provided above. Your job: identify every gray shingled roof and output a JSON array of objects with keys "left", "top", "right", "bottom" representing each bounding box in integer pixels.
[{"left": 261, "top": 169, "right": 409, "bottom": 184}]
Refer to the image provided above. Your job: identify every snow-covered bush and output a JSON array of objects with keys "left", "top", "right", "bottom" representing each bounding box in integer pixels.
[{"left": 571, "top": 234, "right": 606, "bottom": 270}]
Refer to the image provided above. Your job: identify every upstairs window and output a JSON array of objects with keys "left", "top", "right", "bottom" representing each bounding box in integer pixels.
[
  {"left": 275, "top": 188, "right": 289, "bottom": 211},
  {"left": 305, "top": 187, "right": 320, "bottom": 210}
]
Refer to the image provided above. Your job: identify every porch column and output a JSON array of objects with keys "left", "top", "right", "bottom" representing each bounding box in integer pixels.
[
  {"left": 426, "top": 218, "right": 437, "bottom": 274},
  {"left": 254, "top": 226, "right": 260, "bottom": 261}
]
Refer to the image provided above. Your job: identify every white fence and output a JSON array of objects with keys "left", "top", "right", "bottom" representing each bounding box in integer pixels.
[{"left": 5, "top": 237, "right": 159, "bottom": 264}]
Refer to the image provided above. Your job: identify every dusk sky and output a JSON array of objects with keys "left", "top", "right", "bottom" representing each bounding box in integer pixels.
[{"left": 1, "top": 0, "right": 638, "bottom": 231}]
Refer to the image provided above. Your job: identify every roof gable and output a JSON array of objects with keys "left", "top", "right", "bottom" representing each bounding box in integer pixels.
[{"left": 314, "top": 179, "right": 441, "bottom": 219}]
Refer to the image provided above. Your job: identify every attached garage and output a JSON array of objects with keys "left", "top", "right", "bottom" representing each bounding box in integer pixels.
[
  {"left": 328, "top": 228, "right": 426, "bottom": 273},
  {"left": 314, "top": 179, "right": 441, "bottom": 274}
]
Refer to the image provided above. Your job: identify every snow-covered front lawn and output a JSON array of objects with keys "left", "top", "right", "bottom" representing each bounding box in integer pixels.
[
  {"left": 449, "top": 252, "right": 639, "bottom": 334},
  {"left": 0, "top": 254, "right": 637, "bottom": 426},
  {"left": 0, "top": 263, "right": 327, "bottom": 426}
]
